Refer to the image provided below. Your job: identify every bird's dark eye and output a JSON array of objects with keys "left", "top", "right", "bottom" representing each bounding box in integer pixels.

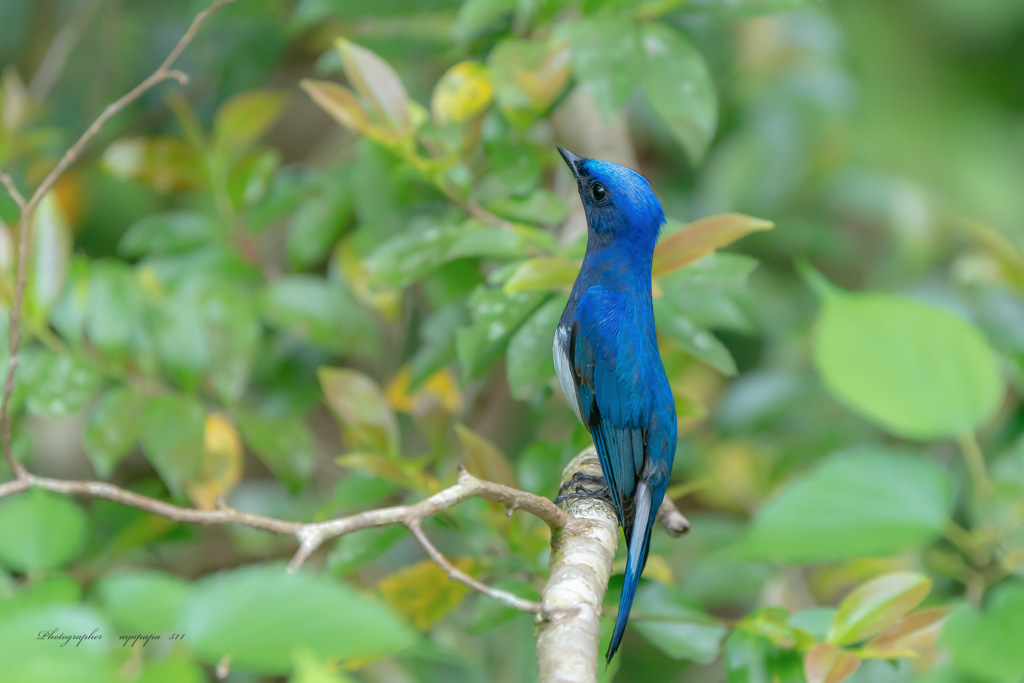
[{"left": 591, "top": 183, "right": 606, "bottom": 201}]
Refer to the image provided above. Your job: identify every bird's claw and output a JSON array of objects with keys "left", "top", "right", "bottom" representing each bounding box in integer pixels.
[
  {"left": 557, "top": 472, "right": 606, "bottom": 495},
  {"left": 556, "top": 485, "right": 612, "bottom": 506}
]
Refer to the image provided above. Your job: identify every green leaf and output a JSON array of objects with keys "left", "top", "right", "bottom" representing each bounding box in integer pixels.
[
  {"left": 365, "top": 220, "right": 466, "bottom": 289},
  {"left": 827, "top": 572, "right": 931, "bottom": 645},
  {"left": 214, "top": 90, "right": 287, "bottom": 152},
  {"left": 680, "top": 0, "right": 821, "bottom": 17},
  {"left": 95, "top": 569, "right": 189, "bottom": 633},
  {"left": 486, "top": 38, "right": 570, "bottom": 127},
  {"left": 3, "top": 575, "right": 81, "bottom": 617},
  {"left": 261, "top": 276, "right": 377, "bottom": 356},
  {"left": 467, "top": 578, "right": 538, "bottom": 634},
  {"left": 182, "top": 563, "right": 416, "bottom": 674},
  {"left": 725, "top": 631, "right": 805, "bottom": 683},
  {"left": 455, "top": 288, "right": 547, "bottom": 380},
  {"left": 641, "top": 23, "right": 718, "bottom": 163},
  {"left": 483, "top": 189, "right": 567, "bottom": 225},
  {"left": 319, "top": 367, "right": 398, "bottom": 455},
  {"left": 135, "top": 658, "right": 206, "bottom": 683},
  {"left": 22, "top": 351, "right": 101, "bottom": 418},
  {"left": 630, "top": 583, "right": 727, "bottom": 663},
  {"left": 237, "top": 412, "right": 317, "bottom": 489},
  {"left": 139, "top": 395, "right": 205, "bottom": 496},
  {"left": 327, "top": 526, "right": 406, "bottom": 576},
  {"left": 0, "top": 490, "right": 86, "bottom": 572},
  {"left": 86, "top": 260, "right": 143, "bottom": 356},
  {"left": 119, "top": 212, "right": 221, "bottom": 257},
  {"left": 503, "top": 257, "right": 579, "bottom": 293},
  {"left": 84, "top": 387, "right": 142, "bottom": 478},
  {"left": 286, "top": 175, "right": 352, "bottom": 270},
  {"left": 48, "top": 257, "right": 90, "bottom": 345},
  {"left": 454, "top": 0, "right": 516, "bottom": 42},
  {"left": 507, "top": 296, "right": 565, "bottom": 399},
  {"left": 943, "top": 581, "right": 1024, "bottom": 683},
  {"left": 198, "top": 283, "right": 259, "bottom": 402},
  {"left": 446, "top": 224, "right": 554, "bottom": 262},
  {"left": 737, "top": 446, "right": 955, "bottom": 562},
  {"left": 656, "top": 300, "right": 737, "bottom": 375},
  {"left": 568, "top": 17, "right": 645, "bottom": 114},
  {"left": 148, "top": 287, "right": 209, "bottom": 389},
  {"left": 813, "top": 285, "right": 1003, "bottom": 440}
]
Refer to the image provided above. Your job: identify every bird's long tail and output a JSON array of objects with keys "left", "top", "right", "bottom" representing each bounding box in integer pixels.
[{"left": 606, "top": 481, "right": 655, "bottom": 663}]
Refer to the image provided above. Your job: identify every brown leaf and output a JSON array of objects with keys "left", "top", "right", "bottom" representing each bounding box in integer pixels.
[
  {"left": 652, "top": 213, "right": 773, "bottom": 277},
  {"left": 300, "top": 79, "right": 372, "bottom": 133},
  {"left": 319, "top": 367, "right": 399, "bottom": 456},
  {"left": 804, "top": 643, "right": 861, "bottom": 683},
  {"left": 862, "top": 607, "right": 949, "bottom": 659},
  {"left": 455, "top": 424, "right": 518, "bottom": 488},
  {"left": 336, "top": 39, "right": 410, "bottom": 132}
]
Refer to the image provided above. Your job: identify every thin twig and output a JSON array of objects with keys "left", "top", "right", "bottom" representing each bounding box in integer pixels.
[
  {"left": 0, "top": 174, "right": 26, "bottom": 211},
  {"left": 409, "top": 519, "right": 542, "bottom": 613},
  {"left": 0, "top": 0, "right": 236, "bottom": 477}
]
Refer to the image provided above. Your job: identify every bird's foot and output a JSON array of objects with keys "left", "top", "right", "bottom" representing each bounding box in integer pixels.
[
  {"left": 556, "top": 485, "right": 612, "bottom": 506},
  {"left": 557, "top": 472, "right": 606, "bottom": 496}
]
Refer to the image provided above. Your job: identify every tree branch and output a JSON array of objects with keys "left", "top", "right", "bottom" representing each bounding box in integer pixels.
[
  {"left": 0, "top": 465, "right": 567, "bottom": 614},
  {"left": 0, "top": 0, "right": 236, "bottom": 478},
  {"left": 536, "top": 449, "right": 620, "bottom": 683}
]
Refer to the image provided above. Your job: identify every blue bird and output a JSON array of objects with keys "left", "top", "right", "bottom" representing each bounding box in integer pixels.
[{"left": 552, "top": 147, "right": 676, "bottom": 663}]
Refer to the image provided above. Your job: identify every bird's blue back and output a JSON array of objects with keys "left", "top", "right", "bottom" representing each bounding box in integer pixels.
[{"left": 552, "top": 152, "right": 677, "bottom": 663}]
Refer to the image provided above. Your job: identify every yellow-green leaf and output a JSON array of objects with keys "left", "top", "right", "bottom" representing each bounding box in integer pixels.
[
  {"left": 502, "top": 256, "right": 579, "bottom": 293},
  {"left": 186, "top": 413, "right": 244, "bottom": 510},
  {"left": 862, "top": 607, "right": 949, "bottom": 659},
  {"left": 378, "top": 558, "right": 474, "bottom": 630},
  {"left": 804, "top": 643, "right": 860, "bottom": 683},
  {"left": 300, "top": 79, "right": 372, "bottom": 133},
  {"left": 652, "top": 213, "right": 773, "bottom": 277},
  {"left": 25, "top": 192, "right": 71, "bottom": 326},
  {"left": 336, "top": 452, "right": 419, "bottom": 490},
  {"left": 827, "top": 572, "right": 931, "bottom": 646},
  {"left": 101, "top": 137, "right": 204, "bottom": 192},
  {"left": 336, "top": 39, "right": 410, "bottom": 132},
  {"left": 455, "top": 424, "right": 517, "bottom": 488},
  {"left": 214, "top": 90, "right": 287, "bottom": 152},
  {"left": 431, "top": 61, "right": 493, "bottom": 124},
  {"left": 319, "top": 367, "right": 399, "bottom": 455}
]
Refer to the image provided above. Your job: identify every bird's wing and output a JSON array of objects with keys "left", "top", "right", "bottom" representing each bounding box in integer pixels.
[{"left": 570, "top": 285, "right": 650, "bottom": 536}]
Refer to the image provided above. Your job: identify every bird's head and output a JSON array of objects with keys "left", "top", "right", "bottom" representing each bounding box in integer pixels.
[{"left": 557, "top": 147, "right": 665, "bottom": 251}]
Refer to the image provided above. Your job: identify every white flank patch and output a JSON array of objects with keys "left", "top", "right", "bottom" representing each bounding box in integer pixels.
[{"left": 553, "top": 325, "right": 583, "bottom": 424}]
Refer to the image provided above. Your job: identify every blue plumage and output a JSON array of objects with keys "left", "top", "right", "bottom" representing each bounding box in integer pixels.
[{"left": 552, "top": 148, "right": 676, "bottom": 663}]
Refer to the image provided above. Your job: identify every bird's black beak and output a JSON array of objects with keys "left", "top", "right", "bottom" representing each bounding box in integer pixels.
[{"left": 556, "top": 146, "right": 581, "bottom": 178}]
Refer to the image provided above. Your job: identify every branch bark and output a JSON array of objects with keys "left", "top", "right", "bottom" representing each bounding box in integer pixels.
[{"left": 536, "top": 449, "right": 620, "bottom": 683}]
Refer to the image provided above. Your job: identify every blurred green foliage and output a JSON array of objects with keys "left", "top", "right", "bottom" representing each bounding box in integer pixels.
[{"left": 1, "top": 0, "right": 1024, "bottom": 681}]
